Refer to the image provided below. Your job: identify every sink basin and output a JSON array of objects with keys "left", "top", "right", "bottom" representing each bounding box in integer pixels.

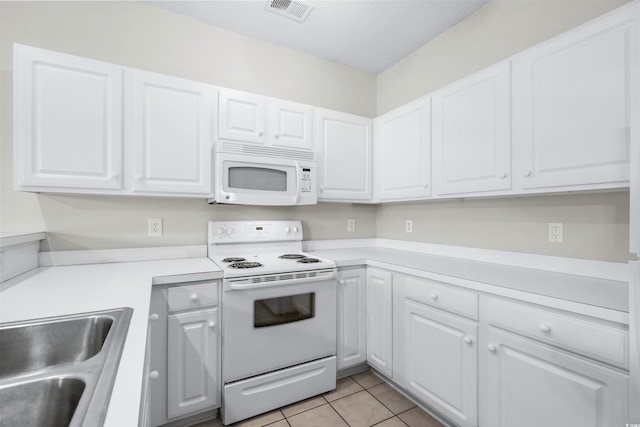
[
  {"left": 0, "top": 315, "right": 113, "bottom": 380},
  {"left": 0, "top": 377, "right": 85, "bottom": 427},
  {"left": 0, "top": 308, "right": 132, "bottom": 427}
]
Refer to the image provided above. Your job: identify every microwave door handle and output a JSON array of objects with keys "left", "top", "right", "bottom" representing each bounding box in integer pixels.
[{"left": 294, "top": 161, "right": 301, "bottom": 204}]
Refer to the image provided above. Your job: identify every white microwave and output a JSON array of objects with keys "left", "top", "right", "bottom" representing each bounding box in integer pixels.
[{"left": 211, "top": 144, "right": 317, "bottom": 206}]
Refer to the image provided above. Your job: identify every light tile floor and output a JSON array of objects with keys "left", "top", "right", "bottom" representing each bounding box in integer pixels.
[{"left": 194, "top": 371, "right": 444, "bottom": 427}]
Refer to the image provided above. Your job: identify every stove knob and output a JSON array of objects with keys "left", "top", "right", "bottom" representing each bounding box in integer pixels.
[
  {"left": 216, "top": 227, "right": 224, "bottom": 235},
  {"left": 226, "top": 228, "right": 234, "bottom": 235},
  {"left": 284, "top": 226, "right": 291, "bottom": 233},
  {"left": 292, "top": 226, "right": 299, "bottom": 233}
]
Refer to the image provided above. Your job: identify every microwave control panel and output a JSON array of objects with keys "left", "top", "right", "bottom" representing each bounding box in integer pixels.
[{"left": 301, "top": 168, "right": 312, "bottom": 193}]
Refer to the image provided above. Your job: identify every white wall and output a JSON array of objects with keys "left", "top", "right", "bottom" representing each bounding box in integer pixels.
[{"left": 0, "top": 1, "right": 377, "bottom": 251}]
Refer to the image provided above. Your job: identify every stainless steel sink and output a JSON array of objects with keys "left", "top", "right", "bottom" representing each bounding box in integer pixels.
[
  {"left": 0, "top": 308, "right": 133, "bottom": 427},
  {"left": 0, "top": 377, "right": 85, "bottom": 427}
]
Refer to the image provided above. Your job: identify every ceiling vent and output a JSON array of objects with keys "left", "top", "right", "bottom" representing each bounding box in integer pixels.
[{"left": 264, "top": 0, "right": 313, "bottom": 23}]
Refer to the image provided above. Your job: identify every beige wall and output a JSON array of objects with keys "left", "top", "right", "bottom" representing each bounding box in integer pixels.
[
  {"left": 377, "top": 192, "right": 630, "bottom": 262},
  {"left": 377, "top": 0, "right": 631, "bottom": 114},
  {"left": 0, "top": 1, "right": 377, "bottom": 250},
  {"left": 0, "top": 1, "right": 632, "bottom": 262}
]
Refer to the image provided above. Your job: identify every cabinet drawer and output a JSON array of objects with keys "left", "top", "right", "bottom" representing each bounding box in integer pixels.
[
  {"left": 168, "top": 283, "right": 217, "bottom": 312},
  {"left": 404, "top": 275, "right": 478, "bottom": 320},
  {"left": 485, "top": 297, "right": 628, "bottom": 368}
]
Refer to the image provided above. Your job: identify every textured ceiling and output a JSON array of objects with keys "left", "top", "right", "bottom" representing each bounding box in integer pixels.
[{"left": 143, "top": 1, "right": 489, "bottom": 74}]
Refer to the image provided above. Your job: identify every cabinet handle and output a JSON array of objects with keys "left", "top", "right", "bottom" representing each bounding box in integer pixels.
[
  {"left": 464, "top": 336, "right": 473, "bottom": 345},
  {"left": 258, "top": 131, "right": 264, "bottom": 137},
  {"left": 190, "top": 294, "right": 198, "bottom": 301},
  {"left": 274, "top": 134, "right": 280, "bottom": 139},
  {"left": 149, "top": 371, "right": 159, "bottom": 380},
  {"left": 522, "top": 170, "right": 532, "bottom": 177},
  {"left": 148, "top": 313, "right": 159, "bottom": 321},
  {"left": 319, "top": 186, "right": 325, "bottom": 193},
  {"left": 539, "top": 323, "right": 551, "bottom": 333},
  {"left": 209, "top": 321, "right": 216, "bottom": 329},
  {"left": 339, "top": 279, "right": 346, "bottom": 285},
  {"left": 487, "top": 344, "right": 497, "bottom": 353},
  {"left": 430, "top": 293, "right": 438, "bottom": 301},
  {"left": 499, "top": 172, "right": 507, "bottom": 179}
]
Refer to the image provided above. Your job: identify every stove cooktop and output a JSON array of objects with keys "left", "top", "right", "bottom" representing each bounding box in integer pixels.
[{"left": 211, "top": 251, "right": 335, "bottom": 278}]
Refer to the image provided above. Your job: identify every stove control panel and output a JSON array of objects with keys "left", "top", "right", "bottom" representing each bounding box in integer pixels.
[{"left": 209, "top": 220, "right": 303, "bottom": 243}]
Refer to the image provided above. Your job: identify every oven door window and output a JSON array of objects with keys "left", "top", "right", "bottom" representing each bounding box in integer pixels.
[
  {"left": 229, "top": 166, "right": 287, "bottom": 192},
  {"left": 254, "top": 292, "right": 315, "bottom": 327}
]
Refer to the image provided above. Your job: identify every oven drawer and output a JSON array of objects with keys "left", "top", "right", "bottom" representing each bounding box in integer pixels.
[
  {"left": 168, "top": 283, "right": 218, "bottom": 312},
  {"left": 223, "top": 356, "right": 337, "bottom": 425}
]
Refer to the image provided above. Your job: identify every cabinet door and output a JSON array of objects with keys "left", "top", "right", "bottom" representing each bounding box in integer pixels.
[
  {"left": 316, "top": 109, "right": 372, "bottom": 201},
  {"left": 482, "top": 327, "right": 628, "bottom": 427},
  {"left": 167, "top": 308, "right": 219, "bottom": 419},
  {"left": 374, "top": 97, "right": 431, "bottom": 201},
  {"left": 337, "top": 268, "right": 367, "bottom": 370},
  {"left": 130, "top": 71, "right": 213, "bottom": 195},
  {"left": 13, "top": 44, "right": 123, "bottom": 191},
  {"left": 432, "top": 62, "right": 511, "bottom": 196},
  {"left": 270, "top": 99, "right": 314, "bottom": 151},
  {"left": 366, "top": 268, "right": 393, "bottom": 377},
  {"left": 218, "top": 89, "right": 266, "bottom": 144},
  {"left": 512, "top": 7, "right": 637, "bottom": 190},
  {"left": 404, "top": 300, "right": 478, "bottom": 427}
]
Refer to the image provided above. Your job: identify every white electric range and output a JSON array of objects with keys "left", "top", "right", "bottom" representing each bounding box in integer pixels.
[{"left": 207, "top": 220, "right": 337, "bottom": 425}]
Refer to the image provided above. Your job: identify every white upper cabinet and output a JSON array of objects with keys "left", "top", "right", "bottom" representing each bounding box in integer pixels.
[
  {"left": 14, "top": 44, "right": 124, "bottom": 191},
  {"left": 218, "top": 89, "right": 267, "bottom": 144},
  {"left": 432, "top": 62, "right": 511, "bottom": 196},
  {"left": 374, "top": 97, "right": 431, "bottom": 202},
  {"left": 512, "top": 5, "right": 638, "bottom": 191},
  {"left": 218, "top": 88, "right": 313, "bottom": 150},
  {"left": 316, "top": 109, "right": 372, "bottom": 201},
  {"left": 129, "top": 70, "right": 214, "bottom": 196},
  {"left": 270, "top": 99, "right": 314, "bottom": 150}
]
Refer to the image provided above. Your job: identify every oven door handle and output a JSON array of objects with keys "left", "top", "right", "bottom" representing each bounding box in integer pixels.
[{"left": 227, "top": 271, "right": 336, "bottom": 290}]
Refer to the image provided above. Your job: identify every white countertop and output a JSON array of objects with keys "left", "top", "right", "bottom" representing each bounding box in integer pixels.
[
  {"left": 0, "top": 242, "right": 629, "bottom": 426},
  {"left": 0, "top": 257, "right": 222, "bottom": 427},
  {"left": 308, "top": 247, "right": 629, "bottom": 315}
]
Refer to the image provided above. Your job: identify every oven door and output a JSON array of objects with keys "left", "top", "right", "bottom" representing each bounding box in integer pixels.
[
  {"left": 214, "top": 153, "right": 316, "bottom": 206},
  {"left": 222, "top": 274, "right": 337, "bottom": 382}
]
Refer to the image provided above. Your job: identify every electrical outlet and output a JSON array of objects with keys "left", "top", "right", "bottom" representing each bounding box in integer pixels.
[
  {"left": 148, "top": 218, "right": 163, "bottom": 237},
  {"left": 549, "top": 222, "right": 563, "bottom": 243},
  {"left": 406, "top": 220, "right": 413, "bottom": 233},
  {"left": 347, "top": 218, "right": 356, "bottom": 232}
]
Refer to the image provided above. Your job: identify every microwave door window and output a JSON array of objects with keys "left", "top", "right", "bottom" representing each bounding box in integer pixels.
[{"left": 228, "top": 167, "right": 288, "bottom": 192}]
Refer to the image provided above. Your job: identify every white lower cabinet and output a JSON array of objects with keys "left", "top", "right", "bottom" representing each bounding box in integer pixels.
[
  {"left": 482, "top": 327, "right": 628, "bottom": 427},
  {"left": 394, "top": 273, "right": 479, "bottom": 427},
  {"left": 404, "top": 301, "right": 478, "bottom": 427},
  {"left": 167, "top": 308, "right": 218, "bottom": 419},
  {"left": 480, "top": 296, "right": 629, "bottom": 427},
  {"left": 337, "top": 267, "right": 367, "bottom": 370},
  {"left": 366, "top": 268, "right": 393, "bottom": 378},
  {"left": 149, "top": 281, "right": 220, "bottom": 427}
]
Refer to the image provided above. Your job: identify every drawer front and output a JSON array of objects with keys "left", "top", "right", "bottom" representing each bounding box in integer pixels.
[
  {"left": 168, "top": 282, "right": 218, "bottom": 312},
  {"left": 404, "top": 274, "right": 478, "bottom": 320},
  {"left": 223, "top": 356, "right": 336, "bottom": 425},
  {"left": 485, "top": 297, "right": 628, "bottom": 368}
]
